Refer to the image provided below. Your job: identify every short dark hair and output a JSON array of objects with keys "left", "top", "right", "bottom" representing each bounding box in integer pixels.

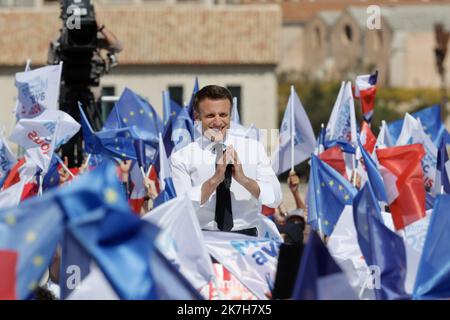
[{"left": 193, "top": 85, "right": 233, "bottom": 114}]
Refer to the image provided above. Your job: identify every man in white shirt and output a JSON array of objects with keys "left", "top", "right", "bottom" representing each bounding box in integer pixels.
[{"left": 170, "top": 85, "right": 282, "bottom": 236}]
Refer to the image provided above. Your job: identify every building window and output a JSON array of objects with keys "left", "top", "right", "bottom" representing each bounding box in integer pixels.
[
  {"left": 342, "top": 24, "right": 353, "bottom": 44},
  {"left": 227, "top": 85, "right": 241, "bottom": 120},
  {"left": 168, "top": 85, "right": 184, "bottom": 107},
  {"left": 100, "top": 86, "right": 116, "bottom": 123},
  {"left": 313, "top": 26, "right": 322, "bottom": 49}
]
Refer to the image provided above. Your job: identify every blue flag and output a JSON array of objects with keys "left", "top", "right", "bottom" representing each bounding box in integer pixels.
[
  {"left": 186, "top": 77, "right": 199, "bottom": 123},
  {"left": 353, "top": 183, "right": 383, "bottom": 267},
  {"left": 307, "top": 154, "right": 357, "bottom": 236},
  {"left": 292, "top": 231, "right": 356, "bottom": 300},
  {"left": 42, "top": 155, "right": 60, "bottom": 191},
  {"left": 388, "top": 105, "right": 450, "bottom": 146},
  {"left": 354, "top": 184, "right": 409, "bottom": 300},
  {"left": 358, "top": 139, "right": 388, "bottom": 202},
  {"left": 79, "top": 104, "right": 137, "bottom": 160},
  {"left": 0, "top": 191, "right": 64, "bottom": 299},
  {"left": 56, "top": 162, "right": 200, "bottom": 299},
  {"left": 103, "top": 87, "right": 162, "bottom": 143},
  {"left": 413, "top": 194, "right": 450, "bottom": 299},
  {"left": 435, "top": 136, "right": 450, "bottom": 194},
  {"left": 153, "top": 177, "right": 177, "bottom": 208},
  {"left": 166, "top": 99, "right": 194, "bottom": 154},
  {"left": 59, "top": 230, "right": 92, "bottom": 299}
]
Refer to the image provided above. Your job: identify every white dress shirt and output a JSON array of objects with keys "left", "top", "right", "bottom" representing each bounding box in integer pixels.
[{"left": 170, "top": 132, "right": 282, "bottom": 231}]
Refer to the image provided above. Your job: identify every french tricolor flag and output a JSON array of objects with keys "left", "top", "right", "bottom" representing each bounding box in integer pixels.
[
  {"left": 376, "top": 143, "right": 426, "bottom": 230},
  {"left": 355, "top": 71, "right": 378, "bottom": 123}
]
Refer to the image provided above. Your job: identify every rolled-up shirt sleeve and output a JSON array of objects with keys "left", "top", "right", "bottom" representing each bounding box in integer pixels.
[{"left": 255, "top": 141, "right": 282, "bottom": 208}]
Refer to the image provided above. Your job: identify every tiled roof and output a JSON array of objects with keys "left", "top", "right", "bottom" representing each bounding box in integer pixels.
[
  {"left": 0, "top": 4, "right": 281, "bottom": 66},
  {"left": 237, "top": 0, "right": 450, "bottom": 23}
]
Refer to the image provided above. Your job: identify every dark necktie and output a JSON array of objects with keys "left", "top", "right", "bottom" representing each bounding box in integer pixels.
[{"left": 213, "top": 143, "right": 233, "bottom": 231}]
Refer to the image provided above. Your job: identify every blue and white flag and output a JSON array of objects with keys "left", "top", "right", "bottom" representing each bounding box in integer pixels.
[
  {"left": 388, "top": 104, "right": 450, "bottom": 147},
  {"left": 326, "top": 81, "right": 357, "bottom": 145},
  {"left": 15, "top": 63, "right": 62, "bottom": 119},
  {"left": 203, "top": 231, "right": 281, "bottom": 300},
  {"left": 272, "top": 85, "right": 316, "bottom": 175}
]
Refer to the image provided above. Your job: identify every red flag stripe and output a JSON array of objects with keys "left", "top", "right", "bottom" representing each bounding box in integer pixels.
[{"left": 0, "top": 250, "right": 18, "bottom": 300}]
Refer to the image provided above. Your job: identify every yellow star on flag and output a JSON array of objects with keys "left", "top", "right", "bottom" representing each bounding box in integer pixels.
[
  {"left": 5, "top": 214, "right": 16, "bottom": 225},
  {"left": 26, "top": 231, "right": 37, "bottom": 243},
  {"left": 130, "top": 111, "right": 135, "bottom": 116},
  {"left": 32, "top": 256, "right": 44, "bottom": 267},
  {"left": 105, "top": 188, "right": 118, "bottom": 204},
  {"left": 329, "top": 180, "right": 334, "bottom": 187},
  {"left": 123, "top": 118, "right": 128, "bottom": 123}
]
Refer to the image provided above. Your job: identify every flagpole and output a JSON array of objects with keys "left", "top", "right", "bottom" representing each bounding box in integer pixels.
[
  {"left": 37, "top": 172, "right": 43, "bottom": 196},
  {"left": 86, "top": 153, "right": 92, "bottom": 167},
  {"left": 56, "top": 155, "right": 75, "bottom": 178},
  {"left": 290, "top": 85, "right": 295, "bottom": 172}
]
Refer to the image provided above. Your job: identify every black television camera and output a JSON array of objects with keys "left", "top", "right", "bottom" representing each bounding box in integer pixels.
[{"left": 48, "top": 0, "right": 120, "bottom": 166}]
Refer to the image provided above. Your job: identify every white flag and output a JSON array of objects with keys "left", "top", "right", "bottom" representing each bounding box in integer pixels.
[
  {"left": 9, "top": 118, "right": 57, "bottom": 171},
  {"left": 0, "top": 133, "right": 17, "bottom": 187},
  {"left": 142, "top": 194, "right": 215, "bottom": 290},
  {"left": 203, "top": 231, "right": 281, "bottom": 300},
  {"left": 15, "top": 64, "right": 62, "bottom": 119},
  {"left": 9, "top": 109, "right": 80, "bottom": 171},
  {"left": 326, "top": 81, "right": 357, "bottom": 144},
  {"left": 272, "top": 86, "right": 316, "bottom": 174},
  {"left": 0, "top": 178, "right": 26, "bottom": 210},
  {"left": 397, "top": 113, "right": 437, "bottom": 190}
]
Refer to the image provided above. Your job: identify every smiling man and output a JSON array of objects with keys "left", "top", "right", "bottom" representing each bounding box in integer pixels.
[{"left": 170, "top": 85, "right": 282, "bottom": 236}]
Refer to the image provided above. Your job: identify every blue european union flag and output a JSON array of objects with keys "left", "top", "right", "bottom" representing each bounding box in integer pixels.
[
  {"left": 354, "top": 184, "right": 409, "bottom": 300},
  {"left": 55, "top": 162, "right": 200, "bottom": 299},
  {"left": 103, "top": 87, "right": 163, "bottom": 143},
  {"left": 307, "top": 154, "right": 357, "bottom": 236},
  {"left": 79, "top": 104, "right": 137, "bottom": 160},
  {"left": 413, "top": 194, "right": 450, "bottom": 299},
  {"left": 42, "top": 155, "right": 60, "bottom": 191},
  {"left": 358, "top": 139, "right": 388, "bottom": 202},
  {"left": 292, "top": 231, "right": 355, "bottom": 300},
  {"left": 388, "top": 105, "right": 450, "bottom": 146},
  {"left": 353, "top": 183, "right": 383, "bottom": 267},
  {"left": 0, "top": 191, "right": 64, "bottom": 299}
]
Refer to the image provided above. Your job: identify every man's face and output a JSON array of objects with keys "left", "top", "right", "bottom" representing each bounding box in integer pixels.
[{"left": 196, "top": 98, "right": 231, "bottom": 142}]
